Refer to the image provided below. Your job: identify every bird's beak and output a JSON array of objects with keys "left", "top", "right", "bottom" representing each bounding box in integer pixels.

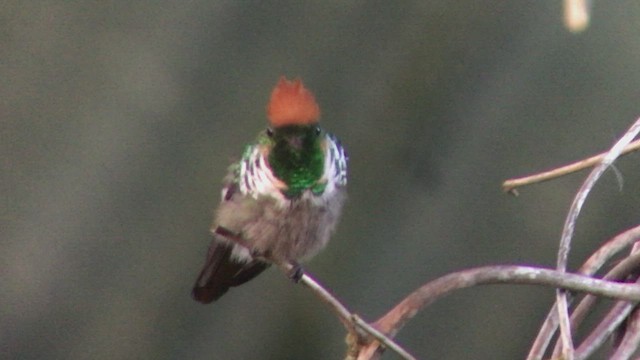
[{"left": 287, "top": 135, "right": 303, "bottom": 150}]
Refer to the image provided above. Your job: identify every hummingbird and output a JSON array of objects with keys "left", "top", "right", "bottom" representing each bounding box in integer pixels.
[{"left": 192, "top": 77, "right": 348, "bottom": 303}]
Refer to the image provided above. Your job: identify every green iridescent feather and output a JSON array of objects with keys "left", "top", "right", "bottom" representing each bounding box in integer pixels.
[{"left": 266, "top": 125, "right": 325, "bottom": 198}]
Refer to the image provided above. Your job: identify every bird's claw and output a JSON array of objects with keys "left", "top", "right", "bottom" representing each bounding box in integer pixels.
[{"left": 287, "top": 262, "right": 304, "bottom": 283}]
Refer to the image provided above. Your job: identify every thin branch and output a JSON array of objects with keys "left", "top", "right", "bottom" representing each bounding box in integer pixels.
[
  {"left": 571, "top": 244, "right": 640, "bottom": 360},
  {"left": 609, "top": 306, "right": 640, "bottom": 360},
  {"left": 352, "top": 314, "right": 416, "bottom": 360},
  {"left": 281, "top": 263, "right": 354, "bottom": 331},
  {"left": 552, "top": 248, "right": 640, "bottom": 359},
  {"left": 557, "top": 120, "right": 640, "bottom": 273},
  {"left": 609, "top": 243, "right": 640, "bottom": 360},
  {"left": 575, "top": 300, "right": 636, "bottom": 360},
  {"left": 361, "top": 265, "right": 640, "bottom": 358},
  {"left": 527, "top": 225, "right": 640, "bottom": 360},
  {"left": 293, "top": 249, "right": 640, "bottom": 359},
  {"left": 554, "top": 118, "right": 640, "bottom": 359},
  {"left": 580, "top": 227, "right": 640, "bottom": 275},
  {"left": 213, "top": 228, "right": 414, "bottom": 360},
  {"left": 556, "top": 290, "right": 575, "bottom": 359},
  {"left": 501, "top": 139, "right": 640, "bottom": 195},
  {"left": 570, "top": 264, "right": 639, "bottom": 332},
  {"left": 277, "top": 263, "right": 415, "bottom": 360}
]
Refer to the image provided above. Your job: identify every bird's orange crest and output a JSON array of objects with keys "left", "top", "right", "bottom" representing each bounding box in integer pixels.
[{"left": 267, "top": 77, "right": 320, "bottom": 127}]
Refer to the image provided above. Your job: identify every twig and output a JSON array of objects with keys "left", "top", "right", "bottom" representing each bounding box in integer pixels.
[
  {"left": 571, "top": 243, "right": 640, "bottom": 360},
  {"left": 609, "top": 306, "right": 640, "bottom": 360},
  {"left": 575, "top": 300, "right": 636, "bottom": 360},
  {"left": 501, "top": 139, "right": 640, "bottom": 195},
  {"left": 357, "top": 264, "right": 640, "bottom": 360},
  {"left": 279, "top": 264, "right": 416, "bottom": 360},
  {"left": 280, "top": 263, "right": 354, "bottom": 331},
  {"left": 571, "top": 255, "right": 640, "bottom": 330},
  {"left": 609, "top": 244, "right": 640, "bottom": 360},
  {"left": 213, "top": 228, "right": 414, "bottom": 360},
  {"left": 551, "top": 248, "right": 640, "bottom": 359},
  {"left": 556, "top": 290, "right": 575, "bottom": 359},
  {"left": 527, "top": 225, "right": 640, "bottom": 360},
  {"left": 554, "top": 118, "right": 640, "bottom": 359},
  {"left": 352, "top": 314, "right": 416, "bottom": 360}
]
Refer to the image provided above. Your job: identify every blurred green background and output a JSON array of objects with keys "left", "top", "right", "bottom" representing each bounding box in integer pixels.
[{"left": 4, "top": 1, "right": 640, "bottom": 359}]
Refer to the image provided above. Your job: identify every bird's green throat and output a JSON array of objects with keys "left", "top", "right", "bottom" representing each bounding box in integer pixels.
[{"left": 265, "top": 125, "right": 325, "bottom": 198}]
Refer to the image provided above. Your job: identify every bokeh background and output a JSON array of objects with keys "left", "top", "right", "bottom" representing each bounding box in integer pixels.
[{"left": 4, "top": 1, "right": 640, "bottom": 359}]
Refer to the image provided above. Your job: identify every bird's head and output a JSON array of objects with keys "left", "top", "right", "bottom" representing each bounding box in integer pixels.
[{"left": 262, "top": 77, "right": 326, "bottom": 198}]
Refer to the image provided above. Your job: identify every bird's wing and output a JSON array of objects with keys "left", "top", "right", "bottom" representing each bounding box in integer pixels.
[
  {"left": 191, "top": 233, "right": 269, "bottom": 304},
  {"left": 192, "top": 166, "right": 269, "bottom": 303}
]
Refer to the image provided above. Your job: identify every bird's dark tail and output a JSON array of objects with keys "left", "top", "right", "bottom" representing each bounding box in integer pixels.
[{"left": 192, "top": 238, "right": 269, "bottom": 304}]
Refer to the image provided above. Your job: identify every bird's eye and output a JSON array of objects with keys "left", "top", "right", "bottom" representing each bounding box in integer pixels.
[
  {"left": 266, "top": 128, "right": 274, "bottom": 137},
  {"left": 314, "top": 127, "right": 321, "bottom": 136}
]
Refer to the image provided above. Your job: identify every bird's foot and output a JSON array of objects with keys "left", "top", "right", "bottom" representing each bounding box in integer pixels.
[{"left": 287, "top": 261, "right": 304, "bottom": 283}]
